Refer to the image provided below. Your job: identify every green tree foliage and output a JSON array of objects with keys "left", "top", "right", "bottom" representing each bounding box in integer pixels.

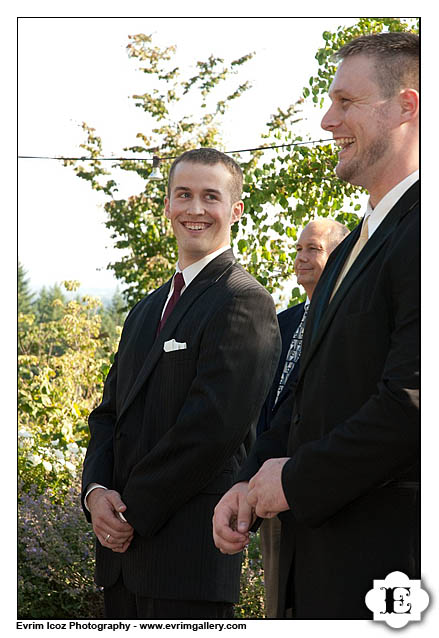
[
  {"left": 63, "top": 34, "right": 301, "bottom": 306},
  {"left": 18, "top": 281, "right": 119, "bottom": 494},
  {"left": 238, "top": 17, "right": 418, "bottom": 305},
  {"left": 306, "top": 18, "right": 419, "bottom": 106},
  {"left": 64, "top": 18, "right": 417, "bottom": 308},
  {"left": 18, "top": 280, "right": 124, "bottom": 618}
]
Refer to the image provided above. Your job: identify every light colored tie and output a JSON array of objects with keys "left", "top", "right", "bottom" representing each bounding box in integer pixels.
[
  {"left": 275, "top": 304, "right": 309, "bottom": 404},
  {"left": 330, "top": 216, "right": 369, "bottom": 300}
]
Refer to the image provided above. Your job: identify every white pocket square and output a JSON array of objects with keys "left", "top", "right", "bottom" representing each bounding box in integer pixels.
[{"left": 163, "top": 339, "right": 187, "bottom": 352}]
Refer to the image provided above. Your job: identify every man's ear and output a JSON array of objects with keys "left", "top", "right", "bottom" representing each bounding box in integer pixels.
[
  {"left": 164, "top": 196, "right": 170, "bottom": 219},
  {"left": 399, "top": 88, "right": 419, "bottom": 123},
  {"left": 231, "top": 201, "right": 244, "bottom": 224}
]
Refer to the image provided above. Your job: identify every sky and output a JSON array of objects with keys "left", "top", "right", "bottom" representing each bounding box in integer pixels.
[
  {"left": 10, "top": 5, "right": 439, "bottom": 636},
  {"left": 17, "top": 15, "right": 362, "bottom": 298}
]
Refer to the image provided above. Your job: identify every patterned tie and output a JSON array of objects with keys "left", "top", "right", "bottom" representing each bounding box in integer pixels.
[
  {"left": 330, "top": 215, "right": 370, "bottom": 301},
  {"left": 275, "top": 304, "right": 309, "bottom": 404},
  {"left": 157, "top": 272, "right": 185, "bottom": 334}
]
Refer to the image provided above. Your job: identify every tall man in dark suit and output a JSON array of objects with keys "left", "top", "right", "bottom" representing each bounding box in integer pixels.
[
  {"left": 82, "top": 148, "right": 281, "bottom": 619},
  {"left": 258, "top": 218, "right": 349, "bottom": 617},
  {"left": 213, "top": 32, "right": 419, "bottom": 619}
]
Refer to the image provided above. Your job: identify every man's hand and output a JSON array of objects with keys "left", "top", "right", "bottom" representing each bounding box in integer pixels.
[
  {"left": 212, "top": 482, "right": 256, "bottom": 555},
  {"left": 88, "top": 488, "right": 134, "bottom": 553},
  {"left": 247, "top": 458, "right": 290, "bottom": 518}
]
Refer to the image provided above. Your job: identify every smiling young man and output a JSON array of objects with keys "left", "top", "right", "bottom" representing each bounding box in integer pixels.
[
  {"left": 213, "top": 32, "right": 419, "bottom": 619},
  {"left": 81, "top": 148, "right": 281, "bottom": 619},
  {"left": 321, "top": 40, "right": 418, "bottom": 208}
]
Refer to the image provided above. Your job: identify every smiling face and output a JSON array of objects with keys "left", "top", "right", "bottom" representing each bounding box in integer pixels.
[
  {"left": 164, "top": 161, "right": 244, "bottom": 269},
  {"left": 294, "top": 222, "right": 336, "bottom": 299},
  {"left": 321, "top": 54, "right": 398, "bottom": 197}
]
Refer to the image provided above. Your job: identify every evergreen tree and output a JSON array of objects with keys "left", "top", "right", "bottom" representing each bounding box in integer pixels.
[
  {"left": 99, "top": 288, "right": 128, "bottom": 347},
  {"left": 18, "top": 261, "right": 35, "bottom": 315},
  {"left": 34, "top": 284, "right": 67, "bottom": 323}
]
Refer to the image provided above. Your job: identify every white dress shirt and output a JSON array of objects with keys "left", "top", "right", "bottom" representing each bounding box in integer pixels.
[{"left": 365, "top": 170, "right": 419, "bottom": 238}]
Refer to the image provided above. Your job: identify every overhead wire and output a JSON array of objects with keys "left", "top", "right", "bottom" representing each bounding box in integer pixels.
[{"left": 17, "top": 138, "right": 335, "bottom": 163}]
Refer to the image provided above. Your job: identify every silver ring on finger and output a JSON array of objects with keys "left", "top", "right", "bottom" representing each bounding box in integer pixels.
[{"left": 105, "top": 533, "right": 111, "bottom": 542}]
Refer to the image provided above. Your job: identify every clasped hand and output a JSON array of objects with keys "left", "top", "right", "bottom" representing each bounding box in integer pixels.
[
  {"left": 212, "top": 458, "right": 290, "bottom": 555},
  {"left": 88, "top": 488, "right": 134, "bottom": 553}
]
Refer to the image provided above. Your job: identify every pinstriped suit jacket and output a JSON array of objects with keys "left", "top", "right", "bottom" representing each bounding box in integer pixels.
[{"left": 82, "top": 249, "right": 281, "bottom": 603}]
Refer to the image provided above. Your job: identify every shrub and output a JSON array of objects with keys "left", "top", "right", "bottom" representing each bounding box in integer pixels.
[
  {"left": 235, "top": 531, "right": 266, "bottom": 618},
  {"left": 17, "top": 479, "right": 104, "bottom": 619},
  {"left": 18, "top": 428, "right": 87, "bottom": 497}
]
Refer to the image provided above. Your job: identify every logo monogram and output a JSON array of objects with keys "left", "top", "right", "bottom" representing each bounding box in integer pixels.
[
  {"left": 365, "top": 571, "right": 429, "bottom": 628},
  {"left": 382, "top": 586, "right": 412, "bottom": 615}
]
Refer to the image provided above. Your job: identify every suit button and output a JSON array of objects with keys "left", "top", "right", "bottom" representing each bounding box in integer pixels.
[{"left": 292, "top": 414, "right": 300, "bottom": 425}]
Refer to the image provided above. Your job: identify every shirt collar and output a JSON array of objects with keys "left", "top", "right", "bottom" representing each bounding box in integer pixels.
[
  {"left": 175, "top": 245, "right": 231, "bottom": 290},
  {"left": 365, "top": 170, "right": 419, "bottom": 237}
]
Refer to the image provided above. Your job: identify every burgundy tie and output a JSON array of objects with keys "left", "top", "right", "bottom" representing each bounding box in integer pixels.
[{"left": 157, "top": 272, "right": 185, "bottom": 334}]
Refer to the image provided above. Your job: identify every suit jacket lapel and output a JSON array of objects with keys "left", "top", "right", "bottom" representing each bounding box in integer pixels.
[
  {"left": 308, "top": 227, "right": 360, "bottom": 347},
  {"left": 298, "top": 181, "right": 419, "bottom": 383},
  {"left": 131, "top": 283, "right": 171, "bottom": 364},
  {"left": 157, "top": 253, "right": 235, "bottom": 343},
  {"left": 118, "top": 249, "right": 236, "bottom": 422}
]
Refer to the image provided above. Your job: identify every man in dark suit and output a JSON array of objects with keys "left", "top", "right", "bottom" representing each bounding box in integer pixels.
[
  {"left": 213, "top": 32, "right": 419, "bottom": 619},
  {"left": 82, "top": 148, "right": 281, "bottom": 619},
  {"left": 257, "top": 218, "right": 349, "bottom": 617}
]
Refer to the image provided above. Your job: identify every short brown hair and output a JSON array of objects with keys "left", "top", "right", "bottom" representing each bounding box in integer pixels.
[
  {"left": 167, "top": 148, "right": 243, "bottom": 204},
  {"left": 335, "top": 32, "right": 419, "bottom": 98}
]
